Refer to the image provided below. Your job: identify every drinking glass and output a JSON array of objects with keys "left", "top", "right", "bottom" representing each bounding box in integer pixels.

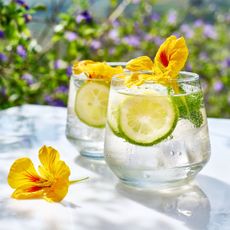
[
  {"left": 104, "top": 71, "right": 211, "bottom": 188},
  {"left": 66, "top": 62, "right": 126, "bottom": 159}
]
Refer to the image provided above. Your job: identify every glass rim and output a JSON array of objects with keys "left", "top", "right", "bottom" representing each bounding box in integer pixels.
[
  {"left": 71, "top": 73, "right": 111, "bottom": 82},
  {"left": 112, "top": 71, "right": 200, "bottom": 83},
  {"left": 106, "top": 62, "right": 127, "bottom": 66}
]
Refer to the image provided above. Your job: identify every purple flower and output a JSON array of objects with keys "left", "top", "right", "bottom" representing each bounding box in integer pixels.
[
  {"left": 76, "top": 11, "right": 92, "bottom": 23},
  {"left": 221, "top": 57, "right": 230, "bottom": 68},
  {"left": 112, "top": 20, "right": 120, "bottom": 28},
  {"left": 108, "top": 29, "right": 120, "bottom": 43},
  {"left": 23, "top": 14, "right": 32, "bottom": 23},
  {"left": 64, "top": 31, "right": 78, "bottom": 41},
  {"left": 167, "top": 10, "right": 177, "bottom": 25},
  {"left": 203, "top": 24, "right": 217, "bottom": 39},
  {"left": 194, "top": 19, "right": 204, "bottom": 27},
  {"left": 199, "top": 52, "right": 209, "bottom": 61},
  {"left": 225, "top": 14, "right": 230, "bottom": 23},
  {"left": 45, "top": 95, "right": 53, "bottom": 104},
  {"left": 66, "top": 66, "right": 72, "bottom": 77},
  {"left": 45, "top": 96, "right": 65, "bottom": 107},
  {"left": 54, "top": 59, "right": 67, "bottom": 69},
  {"left": 185, "top": 62, "right": 192, "bottom": 72},
  {"left": 17, "top": 45, "right": 27, "bottom": 58},
  {"left": 0, "top": 53, "right": 7, "bottom": 62},
  {"left": 0, "top": 30, "right": 4, "bottom": 39},
  {"left": 213, "top": 81, "right": 224, "bottom": 92},
  {"left": 0, "top": 88, "right": 6, "bottom": 96},
  {"left": 108, "top": 29, "right": 119, "bottom": 40},
  {"left": 172, "top": 32, "right": 181, "bottom": 37},
  {"left": 132, "top": 0, "right": 140, "bottom": 3},
  {"left": 180, "top": 24, "right": 194, "bottom": 38},
  {"left": 123, "top": 35, "right": 140, "bottom": 47},
  {"left": 21, "top": 73, "right": 33, "bottom": 85},
  {"left": 52, "top": 99, "right": 65, "bottom": 107},
  {"left": 109, "top": 48, "right": 115, "bottom": 55},
  {"left": 15, "top": 0, "right": 29, "bottom": 10},
  {"left": 143, "top": 34, "right": 154, "bottom": 42},
  {"left": 55, "top": 85, "right": 68, "bottom": 93},
  {"left": 153, "top": 36, "right": 164, "bottom": 46},
  {"left": 150, "top": 12, "right": 160, "bottom": 21},
  {"left": 90, "top": 40, "right": 101, "bottom": 50}
]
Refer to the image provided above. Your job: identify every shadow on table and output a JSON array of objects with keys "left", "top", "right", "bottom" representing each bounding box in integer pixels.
[
  {"left": 0, "top": 113, "right": 34, "bottom": 156},
  {"left": 0, "top": 105, "right": 66, "bottom": 157},
  {"left": 75, "top": 155, "right": 117, "bottom": 181},
  {"left": 116, "top": 175, "right": 230, "bottom": 230}
]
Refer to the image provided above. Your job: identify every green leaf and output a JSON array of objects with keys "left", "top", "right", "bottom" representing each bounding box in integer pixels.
[
  {"left": 33, "top": 5, "right": 47, "bottom": 11},
  {"left": 173, "top": 91, "right": 204, "bottom": 128}
]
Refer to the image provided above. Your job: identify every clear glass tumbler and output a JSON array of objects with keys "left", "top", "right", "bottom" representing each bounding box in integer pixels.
[
  {"left": 66, "top": 62, "right": 126, "bottom": 159},
  {"left": 104, "top": 71, "right": 211, "bottom": 188}
]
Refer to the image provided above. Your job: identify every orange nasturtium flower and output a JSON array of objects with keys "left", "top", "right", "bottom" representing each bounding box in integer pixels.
[
  {"left": 72, "top": 60, "right": 123, "bottom": 80},
  {"left": 8, "top": 145, "right": 86, "bottom": 202},
  {"left": 125, "top": 35, "right": 189, "bottom": 87}
]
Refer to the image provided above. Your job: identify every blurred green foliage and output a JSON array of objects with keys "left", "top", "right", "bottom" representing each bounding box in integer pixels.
[{"left": 0, "top": 0, "right": 229, "bottom": 117}]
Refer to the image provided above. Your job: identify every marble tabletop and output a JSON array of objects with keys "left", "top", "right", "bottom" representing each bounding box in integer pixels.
[{"left": 0, "top": 105, "right": 229, "bottom": 230}]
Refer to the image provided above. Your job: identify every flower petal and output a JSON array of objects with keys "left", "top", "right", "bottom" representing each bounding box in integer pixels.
[
  {"left": 38, "top": 145, "right": 60, "bottom": 179},
  {"left": 154, "top": 36, "right": 189, "bottom": 77},
  {"left": 126, "top": 56, "right": 154, "bottom": 71},
  {"left": 38, "top": 146, "right": 70, "bottom": 181},
  {"left": 72, "top": 60, "right": 95, "bottom": 75},
  {"left": 43, "top": 178, "right": 70, "bottom": 202},
  {"left": 8, "top": 158, "right": 43, "bottom": 189},
  {"left": 72, "top": 61, "right": 123, "bottom": 80},
  {"left": 11, "top": 185, "right": 44, "bottom": 200}
]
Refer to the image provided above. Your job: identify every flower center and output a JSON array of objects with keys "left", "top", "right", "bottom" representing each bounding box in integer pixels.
[{"left": 160, "top": 51, "right": 169, "bottom": 67}]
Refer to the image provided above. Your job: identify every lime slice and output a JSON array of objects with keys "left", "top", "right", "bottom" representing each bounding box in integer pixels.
[
  {"left": 108, "top": 104, "right": 120, "bottom": 136},
  {"left": 118, "top": 94, "right": 178, "bottom": 146},
  {"left": 75, "top": 81, "right": 109, "bottom": 128},
  {"left": 107, "top": 91, "right": 125, "bottom": 136}
]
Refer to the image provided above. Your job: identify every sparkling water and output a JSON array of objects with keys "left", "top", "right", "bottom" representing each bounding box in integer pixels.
[
  {"left": 66, "top": 75, "right": 105, "bottom": 158},
  {"left": 104, "top": 81, "right": 211, "bottom": 188}
]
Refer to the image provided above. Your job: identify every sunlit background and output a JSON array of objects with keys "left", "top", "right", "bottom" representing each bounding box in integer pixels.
[{"left": 0, "top": 0, "right": 229, "bottom": 117}]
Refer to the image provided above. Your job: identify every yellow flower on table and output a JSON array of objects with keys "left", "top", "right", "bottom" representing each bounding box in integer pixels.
[
  {"left": 72, "top": 60, "right": 123, "bottom": 80},
  {"left": 8, "top": 145, "right": 83, "bottom": 202}
]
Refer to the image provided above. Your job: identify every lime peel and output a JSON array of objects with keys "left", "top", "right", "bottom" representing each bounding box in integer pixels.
[{"left": 117, "top": 94, "right": 178, "bottom": 146}]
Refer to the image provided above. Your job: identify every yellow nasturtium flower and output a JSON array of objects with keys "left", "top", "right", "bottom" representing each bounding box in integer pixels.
[
  {"left": 154, "top": 35, "right": 189, "bottom": 79},
  {"left": 72, "top": 60, "right": 123, "bottom": 80},
  {"left": 8, "top": 146, "right": 86, "bottom": 202},
  {"left": 125, "top": 36, "right": 189, "bottom": 87},
  {"left": 126, "top": 56, "right": 154, "bottom": 71}
]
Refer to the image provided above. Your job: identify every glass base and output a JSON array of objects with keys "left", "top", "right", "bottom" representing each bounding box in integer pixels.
[
  {"left": 118, "top": 177, "right": 195, "bottom": 191},
  {"left": 80, "top": 147, "right": 104, "bottom": 159},
  {"left": 66, "top": 136, "right": 104, "bottom": 159},
  {"left": 108, "top": 160, "right": 208, "bottom": 190}
]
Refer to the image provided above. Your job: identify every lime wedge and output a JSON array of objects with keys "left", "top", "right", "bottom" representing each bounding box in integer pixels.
[
  {"left": 118, "top": 94, "right": 178, "bottom": 146},
  {"left": 75, "top": 81, "right": 109, "bottom": 128}
]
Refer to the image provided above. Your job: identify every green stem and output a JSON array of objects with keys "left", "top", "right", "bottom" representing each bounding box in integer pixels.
[
  {"left": 180, "top": 95, "right": 191, "bottom": 117},
  {"left": 69, "top": 177, "right": 89, "bottom": 185},
  {"left": 171, "top": 84, "right": 191, "bottom": 118}
]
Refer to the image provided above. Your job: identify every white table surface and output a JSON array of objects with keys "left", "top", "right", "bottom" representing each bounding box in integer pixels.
[{"left": 0, "top": 105, "right": 229, "bottom": 230}]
